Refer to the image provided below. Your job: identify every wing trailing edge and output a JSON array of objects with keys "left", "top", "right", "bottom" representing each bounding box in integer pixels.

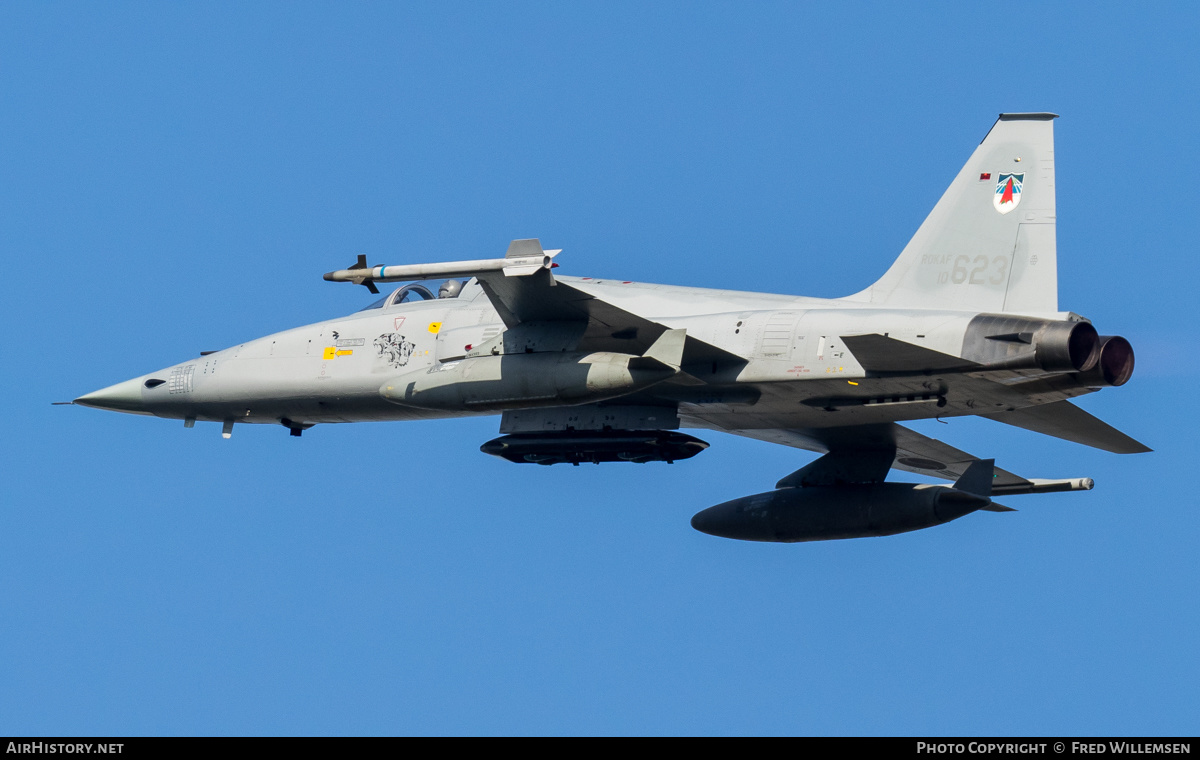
[{"left": 981, "top": 400, "right": 1151, "bottom": 454}]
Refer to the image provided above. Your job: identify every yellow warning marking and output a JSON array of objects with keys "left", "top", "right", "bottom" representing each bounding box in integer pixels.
[
  {"left": 847, "top": 380, "right": 859, "bottom": 386},
  {"left": 322, "top": 347, "right": 355, "bottom": 360},
  {"left": 428, "top": 322, "right": 442, "bottom": 334}
]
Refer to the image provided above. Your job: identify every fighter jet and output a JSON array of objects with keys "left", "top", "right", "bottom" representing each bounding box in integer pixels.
[{"left": 72, "top": 113, "right": 1148, "bottom": 542}]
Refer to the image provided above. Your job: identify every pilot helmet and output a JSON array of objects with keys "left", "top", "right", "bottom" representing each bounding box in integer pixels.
[{"left": 438, "top": 279, "right": 463, "bottom": 299}]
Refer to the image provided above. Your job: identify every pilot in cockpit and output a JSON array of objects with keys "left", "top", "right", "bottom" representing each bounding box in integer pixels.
[{"left": 358, "top": 279, "right": 465, "bottom": 312}]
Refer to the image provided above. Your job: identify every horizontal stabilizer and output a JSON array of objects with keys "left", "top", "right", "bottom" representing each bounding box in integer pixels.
[
  {"left": 982, "top": 400, "right": 1151, "bottom": 454},
  {"left": 841, "top": 334, "right": 978, "bottom": 373}
]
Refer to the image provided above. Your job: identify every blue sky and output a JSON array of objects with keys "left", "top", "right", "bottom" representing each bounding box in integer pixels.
[{"left": 2, "top": 2, "right": 1197, "bottom": 736}]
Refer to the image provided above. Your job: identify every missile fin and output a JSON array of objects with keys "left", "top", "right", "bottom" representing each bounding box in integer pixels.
[
  {"left": 980, "top": 503, "right": 1016, "bottom": 512},
  {"left": 632, "top": 328, "right": 687, "bottom": 372},
  {"left": 952, "top": 457, "right": 995, "bottom": 498},
  {"left": 505, "top": 239, "right": 544, "bottom": 259}
]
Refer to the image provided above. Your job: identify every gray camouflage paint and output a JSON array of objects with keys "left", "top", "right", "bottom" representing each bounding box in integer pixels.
[{"left": 75, "top": 113, "right": 1147, "bottom": 501}]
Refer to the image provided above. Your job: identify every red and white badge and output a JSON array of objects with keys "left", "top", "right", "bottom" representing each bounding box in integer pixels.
[{"left": 993, "top": 173, "right": 1024, "bottom": 214}]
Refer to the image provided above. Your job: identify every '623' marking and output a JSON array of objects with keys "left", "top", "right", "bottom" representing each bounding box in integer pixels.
[{"left": 937, "top": 255, "right": 1008, "bottom": 285}]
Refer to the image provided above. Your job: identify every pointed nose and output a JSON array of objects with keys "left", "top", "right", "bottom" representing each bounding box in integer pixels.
[
  {"left": 74, "top": 377, "right": 150, "bottom": 414},
  {"left": 690, "top": 503, "right": 747, "bottom": 539},
  {"left": 690, "top": 508, "right": 718, "bottom": 536}
]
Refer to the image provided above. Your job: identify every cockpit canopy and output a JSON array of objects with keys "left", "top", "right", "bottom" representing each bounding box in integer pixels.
[{"left": 358, "top": 280, "right": 464, "bottom": 311}]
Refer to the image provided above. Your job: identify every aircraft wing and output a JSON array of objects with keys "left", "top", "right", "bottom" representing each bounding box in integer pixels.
[
  {"left": 698, "top": 421, "right": 1091, "bottom": 496},
  {"left": 475, "top": 249, "right": 743, "bottom": 367},
  {"left": 477, "top": 267, "right": 670, "bottom": 352}
]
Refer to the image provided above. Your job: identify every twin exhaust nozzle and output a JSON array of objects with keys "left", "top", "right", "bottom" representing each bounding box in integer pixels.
[
  {"left": 978, "top": 318, "right": 1134, "bottom": 386},
  {"left": 1051, "top": 323, "right": 1135, "bottom": 387}
]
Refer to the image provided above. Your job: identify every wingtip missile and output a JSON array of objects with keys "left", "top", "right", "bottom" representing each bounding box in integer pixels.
[
  {"left": 324, "top": 241, "right": 560, "bottom": 288},
  {"left": 323, "top": 254, "right": 381, "bottom": 292}
]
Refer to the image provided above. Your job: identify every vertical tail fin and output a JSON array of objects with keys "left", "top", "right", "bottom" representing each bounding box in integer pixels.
[{"left": 849, "top": 113, "right": 1059, "bottom": 315}]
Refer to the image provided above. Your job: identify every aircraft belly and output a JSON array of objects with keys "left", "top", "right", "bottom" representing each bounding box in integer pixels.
[
  {"left": 177, "top": 354, "right": 405, "bottom": 423},
  {"left": 678, "top": 369, "right": 1098, "bottom": 432}
]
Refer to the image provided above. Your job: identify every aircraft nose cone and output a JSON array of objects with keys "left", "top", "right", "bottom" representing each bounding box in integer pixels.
[
  {"left": 691, "top": 506, "right": 730, "bottom": 537},
  {"left": 74, "top": 377, "right": 148, "bottom": 413},
  {"left": 690, "top": 509, "right": 713, "bottom": 534}
]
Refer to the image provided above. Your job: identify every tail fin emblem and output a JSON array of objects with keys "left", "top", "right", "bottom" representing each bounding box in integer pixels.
[{"left": 993, "top": 172, "right": 1025, "bottom": 214}]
